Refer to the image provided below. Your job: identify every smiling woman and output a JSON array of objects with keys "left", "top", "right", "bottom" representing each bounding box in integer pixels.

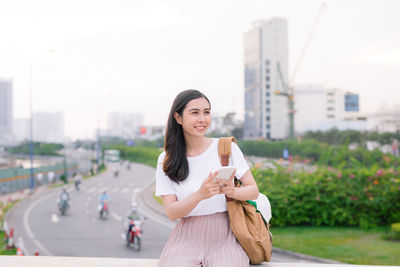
[{"left": 155, "top": 89, "right": 259, "bottom": 267}]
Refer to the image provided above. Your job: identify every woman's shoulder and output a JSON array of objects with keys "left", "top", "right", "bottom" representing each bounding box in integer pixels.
[{"left": 157, "top": 151, "right": 166, "bottom": 164}]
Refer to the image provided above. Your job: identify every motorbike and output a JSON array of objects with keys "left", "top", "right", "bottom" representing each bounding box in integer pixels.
[
  {"left": 59, "top": 199, "right": 69, "bottom": 216},
  {"left": 74, "top": 180, "right": 81, "bottom": 191},
  {"left": 126, "top": 220, "right": 142, "bottom": 251},
  {"left": 99, "top": 200, "right": 109, "bottom": 220}
]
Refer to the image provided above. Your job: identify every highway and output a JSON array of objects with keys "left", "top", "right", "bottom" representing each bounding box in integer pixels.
[{"left": 6, "top": 162, "right": 172, "bottom": 258}]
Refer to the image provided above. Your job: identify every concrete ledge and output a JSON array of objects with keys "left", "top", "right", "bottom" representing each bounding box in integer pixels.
[{"left": 0, "top": 257, "right": 398, "bottom": 267}]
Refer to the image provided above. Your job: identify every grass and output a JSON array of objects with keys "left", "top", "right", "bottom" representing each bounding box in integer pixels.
[
  {"left": 272, "top": 226, "right": 400, "bottom": 266},
  {"left": 0, "top": 231, "right": 17, "bottom": 255},
  {"left": 0, "top": 201, "right": 19, "bottom": 255}
]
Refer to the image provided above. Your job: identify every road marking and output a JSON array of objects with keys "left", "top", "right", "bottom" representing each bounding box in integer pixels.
[
  {"left": 121, "top": 188, "right": 129, "bottom": 194},
  {"left": 51, "top": 214, "right": 60, "bottom": 223},
  {"left": 111, "top": 212, "right": 122, "bottom": 221},
  {"left": 23, "top": 193, "right": 55, "bottom": 256},
  {"left": 91, "top": 218, "right": 97, "bottom": 223},
  {"left": 120, "top": 233, "right": 126, "bottom": 240}
]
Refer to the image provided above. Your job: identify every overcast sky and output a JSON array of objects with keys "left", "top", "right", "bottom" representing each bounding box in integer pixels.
[{"left": 0, "top": 0, "right": 399, "bottom": 140}]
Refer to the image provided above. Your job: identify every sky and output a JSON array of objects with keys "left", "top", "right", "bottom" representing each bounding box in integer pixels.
[{"left": 0, "top": 0, "right": 399, "bottom": 140}]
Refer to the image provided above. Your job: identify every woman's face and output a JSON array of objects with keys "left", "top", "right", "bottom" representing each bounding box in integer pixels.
[{"left": 174, "top": 97, "right": 211, "bottom": 138}]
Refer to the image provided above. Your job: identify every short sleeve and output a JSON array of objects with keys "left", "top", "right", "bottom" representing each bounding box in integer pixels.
[
  {"left": 231, "top": 142, "right": 250, "bottom": 180},
  {"left": 155, "top": 152, "right": 177, "bottom": 196}
]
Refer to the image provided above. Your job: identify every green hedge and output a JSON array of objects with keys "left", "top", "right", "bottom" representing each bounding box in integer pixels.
[
  {"left": 254, "top": 165, "right": 400, "bottom": 228},
  {"left": 238, "top": 140, "right": 399, "bottom": 169},
  {"left": 108, "top": 145, "right": 160, "bottom": 168}
]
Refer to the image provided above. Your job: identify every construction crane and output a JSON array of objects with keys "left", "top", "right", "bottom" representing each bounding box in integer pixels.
[{"left": 275, "top": 3, "right": 326, "bottom": 140}]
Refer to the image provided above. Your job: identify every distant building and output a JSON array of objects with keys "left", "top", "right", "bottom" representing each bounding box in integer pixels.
[
  {"left": 243, "top": 18, "right": 289, "bottom": 140},
  {"left": 107, "top": 112, "right": 144, "bottom": 139},
  {"left": 13, "top": 118, "right": 30, "bottom": 142},
  {"left": 0, "top": 78, "right": 13, "bottom": 144},
  {"left": 294, "top": 85, "right": 363, "bottom": 133},
  {"left": 32, "top": 112, "right": 65, "bottom": 143}
]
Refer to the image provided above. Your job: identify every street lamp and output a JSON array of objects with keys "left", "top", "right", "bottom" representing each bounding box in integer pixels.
[{"left": 29, "top": 50, "right": 55, "bottom": 193}]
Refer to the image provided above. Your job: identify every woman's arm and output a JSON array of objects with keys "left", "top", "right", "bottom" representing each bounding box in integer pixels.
[
  {"left": 219, "top": 169, "right": 259, "bottom": 201},
  {"left": 161, "top": 171, "right": 220, "bottom": 221}
]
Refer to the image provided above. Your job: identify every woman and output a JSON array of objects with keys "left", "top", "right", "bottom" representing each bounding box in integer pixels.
[{"left": 156, "top": 89, "right": 259, "bottom": 267}]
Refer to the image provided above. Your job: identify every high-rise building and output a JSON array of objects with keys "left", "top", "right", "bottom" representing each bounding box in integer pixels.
[
  {"left": 33, "top": 112, "right": 65, "bottom": 143},
  {"left": 0, "top": 78, "right": 13, "bottom": 139},
  {"left": 243, "top": 18, "right": 289, "bottom": 140},
  {"left": 107, "top": 112, "right": 144, "bottom": 138}
]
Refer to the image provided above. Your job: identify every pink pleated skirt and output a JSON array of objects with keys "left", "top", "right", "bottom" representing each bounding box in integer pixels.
[{"left": 158, "top": 212, "right": 250, "bottom": 267}]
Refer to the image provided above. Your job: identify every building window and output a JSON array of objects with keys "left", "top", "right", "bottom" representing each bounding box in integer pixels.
[
  {"left": 266, "top": 92, "right": 270, "bottom": 97},
  {"left": 265, "top": 60, "right": 270, "bottom": 65},
  {"left": 266, "top": 100, "right": 270, "bottom": 105},
  {"left": 327, "top": 92, "right": 334, "bottom": 96},
  {"left": 327, "top": 115, "right": 335, "bottom": 118},
  {"left": 327, "top": 107, "right": 334, "bottom": 111},
  {"left": 266, "top": 108, "right": 270, "bottom": 112},
  {"left": 266, "top": 84, "right": 270, "bottom": 89},
  {"left": 266, "top": 124, "right": 270, "bottom": 129},
  {"left": 266, "top": 76, "right": 270, "bottom": 81},
  {"left": 267, "top": 132, "right": 270, "bottom": 139},
  {"left": 265, "top": 68, "right": 270, "bottom": 74},
  {"left": 328, "top": 100, "right": 334, "bottom": 103},
  {"left": 266, "top": 116, "right": 270, "bottom": 121}
]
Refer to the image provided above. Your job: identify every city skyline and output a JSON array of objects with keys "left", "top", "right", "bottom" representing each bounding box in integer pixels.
[{"left": 0, "top": 0, "right": 399, "bottom": 140}]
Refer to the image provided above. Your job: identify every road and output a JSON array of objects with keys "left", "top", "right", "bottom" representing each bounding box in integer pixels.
[
  {"left": 6, "top": 162, "right": 173, "bottom": 258},
  {"left": 6, "top": 161, "right": 315, "bottom": 263}
]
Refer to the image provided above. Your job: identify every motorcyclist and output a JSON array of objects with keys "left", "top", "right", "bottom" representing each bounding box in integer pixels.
[
  {"left": 58, "top": 187, "right": 70, "bottom": 212},
  {"left": 112, "top": 164, "right": 119, "bottom": 178},
  {"left": 99, "top": 190, "right": 110, "bottom": 214},
  {"left": 59, "top": 187, "right": 70, "bottom": 202},
  {"left": 74, "top": 172, "right": 82, "bottom": 191},
  {"left": 126, "top": 203, "right": 142, "bottom": 241}
]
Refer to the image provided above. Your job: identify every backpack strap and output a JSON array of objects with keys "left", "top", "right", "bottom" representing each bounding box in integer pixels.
[
  {"left": 218, "top": 136, "right": 237, "bottom": 167},
  {"left": 218, "top": 137, "right": 239, "bottom": 202}
]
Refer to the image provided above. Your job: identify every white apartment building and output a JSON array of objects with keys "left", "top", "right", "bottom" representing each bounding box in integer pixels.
[
  {"left": 107, "top": 112, "right": 144, "bottom": 139},
  {"left": 32, "top": 112, "right": 65, "bottom": 143},
  {"left": 0, "top": 78, "right": 13, "bottom": 144},
  {"left": 243, "top": 18, "right": 289, "bottom": 140},
  {"left": 294, "top": 85, "right": 363, "bottom": 133}
]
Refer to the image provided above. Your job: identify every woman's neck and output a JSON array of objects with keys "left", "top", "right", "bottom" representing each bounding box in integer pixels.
[{"left": 185, "top": 136, "right": 212, "bottom": 157}]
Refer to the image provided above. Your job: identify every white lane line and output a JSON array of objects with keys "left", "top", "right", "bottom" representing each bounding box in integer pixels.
[
  {"left": 111, "top": 212, "right": 122, "bottom": 221},
  {"left": 121, "top": 188, "right": 129, "bottom": 194},
  {"left": 51, "top": 214, "right": 60, "bottom": 223},
  {"left": 23, "top": 193, "right": 56, "bottom": 256}
]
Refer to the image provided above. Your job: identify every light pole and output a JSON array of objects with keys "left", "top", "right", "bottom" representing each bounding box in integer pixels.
[{"left": 28, "top": 50, "right": 55, "bottom": 192}]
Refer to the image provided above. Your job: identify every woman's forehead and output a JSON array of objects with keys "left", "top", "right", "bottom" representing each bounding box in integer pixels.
[{"left": 185, "top": 97, "right": 210, "bottom": 110}]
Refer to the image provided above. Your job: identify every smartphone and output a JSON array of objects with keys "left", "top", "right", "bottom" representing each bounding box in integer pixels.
[{"left": 216, "top": 166, "right": 236, "bottom": 180}]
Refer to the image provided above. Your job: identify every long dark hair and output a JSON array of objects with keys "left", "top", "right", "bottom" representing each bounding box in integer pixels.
[{"left": 163, "top": 89, "right": 211, "bottom": 183}]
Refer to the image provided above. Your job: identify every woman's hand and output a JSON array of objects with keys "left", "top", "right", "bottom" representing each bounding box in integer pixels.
[
  {"left": 216, "top": 169, "right": 236, "bottom": 198},
  {"left": 196, "top": 171, "right": 221, "bottom": 200}
]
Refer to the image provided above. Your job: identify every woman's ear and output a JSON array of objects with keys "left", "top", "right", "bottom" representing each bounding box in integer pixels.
[{"left": 174, "top": 112, "right": 182, "bottom": 125}]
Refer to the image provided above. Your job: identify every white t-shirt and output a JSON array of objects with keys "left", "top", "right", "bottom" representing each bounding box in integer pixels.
[{"left": 155, "top": 138, "right": 250, "bottom": 217}]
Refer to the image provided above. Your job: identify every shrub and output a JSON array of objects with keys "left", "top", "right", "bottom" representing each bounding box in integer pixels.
[{"left": 254, "top": 165, "right": 400, "bottom": 228}]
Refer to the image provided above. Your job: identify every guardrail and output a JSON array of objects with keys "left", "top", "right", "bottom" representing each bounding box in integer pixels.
[
  {"left": 2, "top": 256, "right": 398, "bottom": 267},
  {"left": 0, "top": 162, "right": 77, "bottom": 195}
]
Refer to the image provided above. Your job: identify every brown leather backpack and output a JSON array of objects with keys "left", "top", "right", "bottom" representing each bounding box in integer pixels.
[{"left": 218, "top": 137, "right": 272, "bottom": 264}]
